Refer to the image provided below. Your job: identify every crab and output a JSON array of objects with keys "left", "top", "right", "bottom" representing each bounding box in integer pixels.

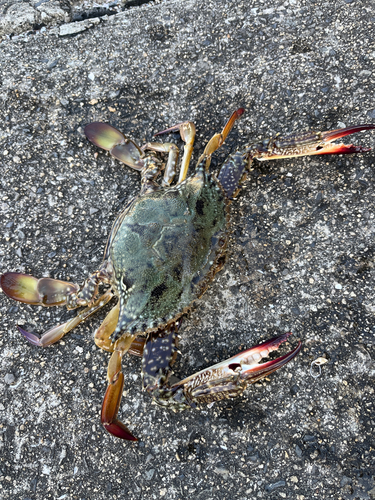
[{"left": 1, "top": 109, "right": 374, "bottom": 441}]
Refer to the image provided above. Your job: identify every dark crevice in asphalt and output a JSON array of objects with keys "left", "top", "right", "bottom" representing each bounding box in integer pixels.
[
  {"left": 72, "top": 7, "right": 120, "bottom": 22},
  {"left": 32, "top": 23, "right": 47, "bottom": 31},
  {"left": 72, "top": 0, "right": 161, "bottom": 23},
  {"left": 123, "top": 0, "right": 158, "bottom": 7}
]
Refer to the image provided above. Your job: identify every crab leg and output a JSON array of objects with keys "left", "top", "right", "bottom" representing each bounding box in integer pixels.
[
  {"left": 17, "top": 291, "right": 114, "bottom": 347},
  {"left": 100, "top": 321, "right": 182, "bottom": 440},
  {"left": 85, "top": 122, "right": 181, "bottom": 192},
  {"left": 94, "top": 301, "right": 120, "bottom": 352},
  {"left": 141, "top": 142, "right": 180, "bottom": 186},
  {"left": 94, "top": 300, "right": 147, "bottom": 356},
  {"left": 155, "top": 122, "right": 196, "bottom": 184},
  {"left": 142, "top": 320, "right": 182, "bottom": 394},
  {"left": 197, "top": 108, "right": 245, "bottom": 168},
  {"left": 1, "top": 263, "right": 112, "bottom": 310},
  {"left": 218, "top": 122, "right": 375, "bottom": 198},
  {"left": 155, "top": 108, "right": 245, "bottom": 184},
  {"left": 1, "top": 271, "right": 116, "bottom": 346},
  {"left": 92, "top": 299, "right": 151, "bottom": 355},
  {"left": 101, "top": 335, "right": 137, "bottom": 440},
  {"left": 153, "top": 333, "right": 301, "bottom": 409}
]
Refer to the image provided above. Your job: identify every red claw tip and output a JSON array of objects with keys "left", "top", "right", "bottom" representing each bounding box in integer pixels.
[{"left": 103, "top": 422, "right": 138, "bottom": 441}]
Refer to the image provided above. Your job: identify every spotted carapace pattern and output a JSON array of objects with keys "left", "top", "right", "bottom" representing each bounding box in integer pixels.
[{"left": 108, "top": 163, "right": 229, "bottom": 342}]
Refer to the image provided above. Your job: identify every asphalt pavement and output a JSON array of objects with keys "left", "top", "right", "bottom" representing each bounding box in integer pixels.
[{"left": 0, "top": 0, "right": 375, "bottom": 499}]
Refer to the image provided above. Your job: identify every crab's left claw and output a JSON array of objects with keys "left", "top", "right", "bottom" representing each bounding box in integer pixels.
[
  {"left": 317, "top": 124, "right": 375, "bottom": 154},
  {"left": 168, "top": 333, "right": 301, "bottom": 407}
]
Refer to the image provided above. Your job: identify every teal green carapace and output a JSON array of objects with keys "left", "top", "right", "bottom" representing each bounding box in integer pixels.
[{"left": 108, "top": 167, "right": 228, "bottom": 338}]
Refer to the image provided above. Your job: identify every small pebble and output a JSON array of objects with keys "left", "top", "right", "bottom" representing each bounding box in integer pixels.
[{"left": 4, "top": 373, "right": 15, "bottom": 385}]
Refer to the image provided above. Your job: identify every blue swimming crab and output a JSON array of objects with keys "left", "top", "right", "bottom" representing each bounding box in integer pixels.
[{"left": 2, "top": 109, "right": 374, "bottom": 440}]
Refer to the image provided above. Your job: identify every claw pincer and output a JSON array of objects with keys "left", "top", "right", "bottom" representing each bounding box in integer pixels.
[
  {"left": 1, "top": 110, "right": 373, "bottom": 440},
  {"left": 154, "top": 333, "right": 301, "bottom": 409},
  {"left": 218, "top": 123, "right": 375, "bottom": 198}
]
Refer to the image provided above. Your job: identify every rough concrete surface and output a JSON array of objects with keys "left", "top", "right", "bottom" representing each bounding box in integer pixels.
[{"left": 0, "top": 0, "right": 375, "bottom": 499}]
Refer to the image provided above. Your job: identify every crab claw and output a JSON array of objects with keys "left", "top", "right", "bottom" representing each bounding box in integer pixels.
[
  {"left": 317, "top": 124, "right": 375, "bottom": 154},
  {"left": 255, "top": 123, "right": 375, "bottom": 161},
  {"left": 218, "top": 122, "right": 375, "bottom": 199},
  {"left": 1, "top": 273, "right": 79, "bottom": 306},
  {"left": 84, "top": 122, "right": 145, "bottom": 170},
  {"left": 170, "top": 333, "right": 301, "bottom": 406},
  {"left": 223, "top": 332, "right": 302, "bottom": 385}
]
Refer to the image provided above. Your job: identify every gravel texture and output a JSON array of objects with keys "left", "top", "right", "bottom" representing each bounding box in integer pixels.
[{"left": 0, "top": 0, "right": 375, "bottom": 499}]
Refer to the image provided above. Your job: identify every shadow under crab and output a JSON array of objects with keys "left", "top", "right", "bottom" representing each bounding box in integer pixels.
[{"left": 2, "top": 109, "right": 374, "bottom": 440}]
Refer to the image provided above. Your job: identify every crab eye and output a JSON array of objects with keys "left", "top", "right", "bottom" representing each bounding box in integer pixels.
[{"left": 122, "top": 275, "right": 133, "bottom": 290}]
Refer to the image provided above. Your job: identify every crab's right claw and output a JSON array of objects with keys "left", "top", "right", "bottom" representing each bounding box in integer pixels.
[
  {"left": 228, "top": 333, "right": 302, "bottom": 385},
  {"left": 1, "top": 273, "right": 79, "bottom": 306},
  {"left": 84, "top": 122, "right": 145, "bottom": 170}
]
